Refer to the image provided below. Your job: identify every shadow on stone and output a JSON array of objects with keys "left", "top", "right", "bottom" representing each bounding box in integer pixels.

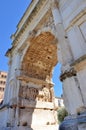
[{"left": 59, "top": 112, "right": 86, "bottom": 130}]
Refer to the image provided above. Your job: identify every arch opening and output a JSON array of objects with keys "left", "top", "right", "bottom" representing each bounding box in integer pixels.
[{"left": 21, "top": 32, "right": 58, "bottom": 83}]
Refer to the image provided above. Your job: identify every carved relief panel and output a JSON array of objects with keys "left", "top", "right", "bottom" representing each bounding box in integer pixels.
[
  {"left": 37, "top": 87, "right": 51, "bottom": 102},
  {"left": 19, "top": 83, "right": 54, "bottom": 102},
  {"left": 19, "top": 85, "right": 38, "bottom": 101}
]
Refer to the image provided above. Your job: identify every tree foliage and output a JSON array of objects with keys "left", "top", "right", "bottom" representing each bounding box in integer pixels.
[{"left": 57, "top": 107, "right": 68, "bottom": 123}]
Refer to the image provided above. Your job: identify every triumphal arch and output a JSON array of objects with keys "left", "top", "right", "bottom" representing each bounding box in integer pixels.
[{"left": 0, "top": 0, "right": 86, "bottom": 130}]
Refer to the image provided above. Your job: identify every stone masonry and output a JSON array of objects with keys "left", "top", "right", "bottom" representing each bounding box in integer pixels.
[{"left": 0, "top": 0, "right": 86, "bottom": 130}]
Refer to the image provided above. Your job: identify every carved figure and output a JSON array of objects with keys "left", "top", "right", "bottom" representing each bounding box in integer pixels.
[{"left": 37, "top": 87, "right": 51, "bottom": 102}]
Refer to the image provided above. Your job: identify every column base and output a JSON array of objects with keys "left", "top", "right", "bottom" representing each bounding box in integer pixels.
[{"left": 59, "top": 112, "right": 86, "bottom": 130}]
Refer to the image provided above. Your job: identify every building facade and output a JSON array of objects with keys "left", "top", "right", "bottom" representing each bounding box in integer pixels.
[
  {"left": 0, "top": 71, "right": 7, "bottom": 103},
  {"left": 55, "top": 97, "right": 64, "bottom": 108},
  {"left": 0, "top": 0, "right": 86, "bottom": 130}
]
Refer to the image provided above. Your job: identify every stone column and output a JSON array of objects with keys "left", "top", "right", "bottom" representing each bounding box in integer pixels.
[
  {"left": 6, "top": 52, "right": 20, "bottom": 104},
  {"left": 72, "top": 55, "right": 86, "bottom": 106},
  {"left": 51, "top": 0, "right": 73, "bottom": 66},
  {"left": 60, "top": 66, "right": 84, "bottom": 114},
  {"left": 51, "top": 0, "right": 84, "bottom": 115},
  {"left": 3, "top": 57, "right": 12, "bottom": 104}
]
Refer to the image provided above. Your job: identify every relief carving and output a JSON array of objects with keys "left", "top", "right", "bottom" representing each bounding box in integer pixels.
[
  {"left": 19, "top": 85, "right": 53, "bottom": 102},
  {"left": 37, "top": 87, "right": 52, "bottom": 102},
  {"left": 19, "top": 85, "right": 38, "bottom": 101}
]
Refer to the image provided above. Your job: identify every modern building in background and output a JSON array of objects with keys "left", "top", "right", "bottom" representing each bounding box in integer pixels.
[
  {"left": 0, "top": 71, "right": 7, "bottom": 102},
  {"left": 55, "top": 97, "right": 64, "bottom": 108}
]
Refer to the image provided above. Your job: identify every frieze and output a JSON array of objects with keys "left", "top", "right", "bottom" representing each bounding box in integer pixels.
[
  {"left": 12, "top": 0, "right": 49, "bottom": 47},
  {"left": 19, "top": 84, "right": 53, "bottom": 102},
  {"left": 19, "top": 85, "right": 38, "bottom": 101}
]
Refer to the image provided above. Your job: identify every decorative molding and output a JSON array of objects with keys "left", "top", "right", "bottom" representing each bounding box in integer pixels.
[
  {"left": 12, "top": 0, "right": 49, "bottom": 47},
  {"left": 71, "top": 54, "right": 86, "bottom": 72},
  {"left": 70, "top": 8, "right": 86, "bottom": 27},
  {"left": 60, "top": 68, "right": 76, "bottom": 81},
  {"left": 65, "top": 5, "right": 86, "bottom": 31}
]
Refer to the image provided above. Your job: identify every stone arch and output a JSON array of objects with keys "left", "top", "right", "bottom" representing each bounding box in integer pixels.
[
  {"left": 21, "top": 31, "right": 58, "bottom": 82},
  {"left": 1, "top": 0, "right": 86, "bottom": 129}
]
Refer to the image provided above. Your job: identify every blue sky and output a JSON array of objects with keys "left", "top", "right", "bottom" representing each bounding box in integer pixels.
[{"left": 0, "top": 0, "right": 62, "bottom": 97}]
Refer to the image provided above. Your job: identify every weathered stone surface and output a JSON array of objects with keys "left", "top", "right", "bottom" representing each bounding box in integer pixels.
[
  {"left": 0, "top": 0, "right": 86, "bottom": 130},
  {"left": 60, "top": 112, "right": 86, "bottom": 130},
  {"left": 0, "top": 125, "right": 58, "bottom": 130}
]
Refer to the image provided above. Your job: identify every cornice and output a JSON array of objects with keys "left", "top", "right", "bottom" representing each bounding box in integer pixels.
[
  {"left": 12, "top": 0, "right": 49, "bottom": 47},
  {"left": 16, "top": 0, "right": 38, "bottom": 30},
  {"left": 5, "top": 47, "right": 14, "bottom": 57},
  {"left": 60, "top": 55, "right": 86, "bottom": 80}
]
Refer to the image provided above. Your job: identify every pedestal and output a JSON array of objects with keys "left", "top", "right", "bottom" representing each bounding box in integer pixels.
[{"left": 59, "top": 112, "right": 86, "bottom": 130}]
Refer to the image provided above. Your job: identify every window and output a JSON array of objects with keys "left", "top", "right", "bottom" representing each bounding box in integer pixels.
[
  {"left": 0, "top": 87, "right": 4, "bottom": 92},
  {"left": 1, "top": 75, "right": 4, "bottom": 78}
]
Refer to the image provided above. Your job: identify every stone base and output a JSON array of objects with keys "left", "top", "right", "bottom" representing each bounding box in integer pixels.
[
  {"left": 0, "top": 125, "right": 58, "bottom": 130},
  {"left": 59, "top": 112, "right": 86, "bottom": 130}
]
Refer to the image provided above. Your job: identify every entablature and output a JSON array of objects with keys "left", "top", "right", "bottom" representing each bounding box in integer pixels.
[{"left": 11, "top": 0, "right": 51, "bottom": 47}]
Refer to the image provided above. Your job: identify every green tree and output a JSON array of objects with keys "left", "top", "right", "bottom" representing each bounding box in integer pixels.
[{"left": 57, "top": 107, "right": 68, "bottom": 123}]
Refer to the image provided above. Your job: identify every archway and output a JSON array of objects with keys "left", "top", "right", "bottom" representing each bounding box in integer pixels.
[
  {"left": 21, "top": 32, "right": 57, "bottom": 82},
  {"left": 1, "top": 0, "right": 86, "bottom": 129},
  {"left": 16, "top": 31, "right": 58, "bottom": 129}
]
